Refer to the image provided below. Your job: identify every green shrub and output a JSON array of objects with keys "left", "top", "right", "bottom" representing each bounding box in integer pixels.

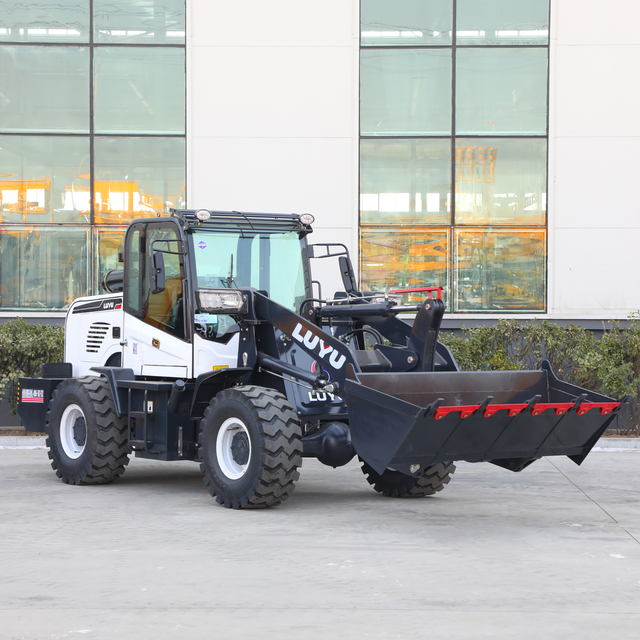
[
  {"left": 440, "top": 318, "right": 640, "bottom": 436},
  {"left": 0, "top": 318, "right": 64, "bottom": 413}
]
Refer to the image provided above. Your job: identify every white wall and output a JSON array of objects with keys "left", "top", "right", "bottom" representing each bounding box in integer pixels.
[
  {"left": 549, "top": 0, "right": 640, "bottom": 317},
  {"left": 187, "top": 0, "right": 360, "bottom": 296}
]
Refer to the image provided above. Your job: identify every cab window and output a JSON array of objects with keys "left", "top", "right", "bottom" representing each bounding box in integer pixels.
[
  {"left": 124, "top": 225, "right": 143, "bottom": 315},
  {"left": 142, "top": 225, "right": 185, "bottom": 339}
]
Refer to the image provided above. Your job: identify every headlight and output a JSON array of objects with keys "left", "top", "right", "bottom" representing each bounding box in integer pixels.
[
  {"left": 300, "top": 213, "right": 315, "bottom": 225},
  {"left": 197, "top": 289, "right": 247, "bottom": 314},
  {"left": 195, "top": 209, "right": 211, "bottom": 221}
]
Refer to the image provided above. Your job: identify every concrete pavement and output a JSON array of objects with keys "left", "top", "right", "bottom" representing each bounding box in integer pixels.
[{"left": 1, "top": 449, "right": 639, "bottom": 640}]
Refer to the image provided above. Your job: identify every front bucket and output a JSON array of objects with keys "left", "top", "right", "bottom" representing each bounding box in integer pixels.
[{"left": 344, "top": 364, "right": 623, "bottom": 476}]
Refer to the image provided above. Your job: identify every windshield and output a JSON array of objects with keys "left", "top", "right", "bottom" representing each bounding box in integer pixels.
[{"left": 192, "top": 229, "right": 309, "bottom": 312}]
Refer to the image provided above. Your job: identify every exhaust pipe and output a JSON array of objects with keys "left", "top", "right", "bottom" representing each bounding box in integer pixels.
[{"left": 167, "top": 379, "right": 186, "bottom": 414}]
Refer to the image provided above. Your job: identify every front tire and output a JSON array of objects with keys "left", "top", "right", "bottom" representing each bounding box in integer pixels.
[
  {"left": 46, "top": 377, "right": 130, "bottom": 485},
  {"left": 361, "top": 459, "right": 456, "bottom": 498},
  {"left": 199, "top": 386, "right": 302, "bottom": 509}
]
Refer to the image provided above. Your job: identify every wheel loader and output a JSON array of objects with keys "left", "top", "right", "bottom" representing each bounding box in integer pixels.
[{"left": 17, "top": 209, "right": 626, "bottom": 508}]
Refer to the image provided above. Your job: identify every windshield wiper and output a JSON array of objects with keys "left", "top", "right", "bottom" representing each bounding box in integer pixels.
[{"left": 220, "top": 254, "right": 239, "bottom": 289}]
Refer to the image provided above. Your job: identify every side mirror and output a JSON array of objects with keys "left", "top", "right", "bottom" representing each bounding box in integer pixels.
[
  {"left": 151, "top": 251, "right": 166, "bottom": 294},
  {"left": 338, "top": 255, "right": 357, "bottom": 294}
]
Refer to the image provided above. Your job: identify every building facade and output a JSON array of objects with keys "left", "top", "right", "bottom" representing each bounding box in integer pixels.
[{"left": 1, "top": 0, "right": 639, "bottom": 321}]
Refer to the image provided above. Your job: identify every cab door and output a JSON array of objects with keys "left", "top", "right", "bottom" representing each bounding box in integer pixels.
[{"left": 122, "top": 220, "right": 193, "bottom": 378}]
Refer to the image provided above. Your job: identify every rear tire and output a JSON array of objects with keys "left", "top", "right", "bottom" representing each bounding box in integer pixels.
[
  {"left": 46, "top": 377, "right": 130, "bottom": 485},
  {"left": 361, "top": 459, "right": 456, "bottom": 498},
  {"left": 199, "top": 386, "right": 302, "bottom": 509}
]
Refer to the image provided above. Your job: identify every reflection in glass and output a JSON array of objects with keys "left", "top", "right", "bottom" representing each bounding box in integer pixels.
[
  {"left": 361, "top": 0, "right": 452, "bottom": 46},
  {"left": 94, "top": 0, "right": 185, "bottom": 44},
  {"left": 94, "top": 137, "right": 185, "bottom": 224},
  {"left": 456, "top": 48, "right": 548, "bottom": 135},
  {"left": 0, "top": 45, "right": 89, "bottom": 132},
  {"left": 0, "top": 0, "right": 89, "bottom": 42},
  {"left": 454, "top": 228, "right": 546, "bottom": 312},
  {"left": 95, "top": 226, "right": 126, "bottom": 293},
  {"left": 0, "top": 136, "right": 90, "bottom": 224},
  {"left": 124, "top": 227, "right": 141, "bottom": 314},
  {"left": 361, "top": 49, "right": 452, "bottom": 135},
  {"left": 455, "top": 138, "right": 546, "bottom": 225},
  {"left": 0, "top": 225, "right": 89, "bottom": 309},
  {"left": 193, "top": 230, "right": 308, "bottom": 313},
  {"left": 360, "top": 229, "right": 450, "bottom": 297},
  {"left": 457, "top": 0, "right": 549, "bottom": 45},
  {"left": 360, "top": 139, "right": 451, "bottom": 226},
  {"left": 94, "top": 47, "right": 185, "bottom": 134}
]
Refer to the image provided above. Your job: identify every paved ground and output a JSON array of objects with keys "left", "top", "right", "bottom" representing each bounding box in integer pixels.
[{"left": 1, "top": 449, "right": 639, "bottom": 640}]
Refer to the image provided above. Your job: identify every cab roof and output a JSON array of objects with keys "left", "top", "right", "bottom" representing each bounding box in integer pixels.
[{"left": 170, "top": 209, "right": 313, "bottom": 236}]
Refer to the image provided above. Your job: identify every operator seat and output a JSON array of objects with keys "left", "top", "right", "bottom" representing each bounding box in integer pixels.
[{"left": 144, "top": 276, "right": 184, "bottom": 338}]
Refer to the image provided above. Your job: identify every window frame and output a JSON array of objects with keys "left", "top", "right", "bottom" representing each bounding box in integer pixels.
[
  {"left": 0, "top": 0, "right": 186, "bottom": 311},
  {"left": 359, "top": 0, "right": 550, "bottom": 314}
]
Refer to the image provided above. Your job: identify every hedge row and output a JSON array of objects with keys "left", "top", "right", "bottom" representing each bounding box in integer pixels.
[
  {"left": 0, "top": 318, "right": 64, "bottom": 413},
  {"left": 439, "top": 318, "right": 640, "bottom": 436},
  {"left": 0, "top": 316, "right": 638, "bottom": 435}
]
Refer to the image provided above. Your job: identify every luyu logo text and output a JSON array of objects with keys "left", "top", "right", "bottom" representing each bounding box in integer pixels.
[{"left": 291, "top": 323, "right": 346, "bottom": 370}]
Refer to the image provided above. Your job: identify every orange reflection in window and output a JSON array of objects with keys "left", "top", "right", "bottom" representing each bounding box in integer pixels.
[
  {"left": 92, "top": 180, "right": 185, "bottom": 224},
  {"left": 455, "top": 229, "right": 546, "bottom": 312},
  {"left": 93, "top": 180, "right": 158, "bottom": 224},
  {"left": 360, "top": 229, "right": 450, "bottom": 296},
  {"left": 0, "top": 178, "right": 51, "bottom": 221}
]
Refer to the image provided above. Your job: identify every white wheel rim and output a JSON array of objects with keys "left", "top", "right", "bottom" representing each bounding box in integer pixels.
[
  {"left": 60, "top": 404, "right": 87, "bottom": 459},
  {"left": 216, "top": 417, "right": 251, "bottom": 480}
]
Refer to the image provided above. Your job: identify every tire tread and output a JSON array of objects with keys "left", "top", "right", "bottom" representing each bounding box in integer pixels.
[
  {"left": 361, "top": 459, "right": 456, "bottom": 498},
  {"left": 199, "top": 385, "right": 302, "bottom": 509},
  {"left": 46, "top": 376, "right": 130, "bottom": 485}
]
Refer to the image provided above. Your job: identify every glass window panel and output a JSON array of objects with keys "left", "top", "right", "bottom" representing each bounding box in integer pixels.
[
  {"left": 0, "top": 135, "right": 90, "bottom": 224},
  {"left": 360, "top": 229, "right": 450, "bottom": 299},
  {"left": 94, "top": 47, "right": 185, "bottom": 134},
  {"left": 95, "top": 226, "right": 126, "bottom": 293},
  {"left": 454, "top": 228, "right": 546, "bottom": 312},
  {"left": 94, "top": 137, "right": 185, "bottom": 224},
  {"left": 0, "top": 0, "right": 89, "bottom": 42},
  {"left": 361, "top": 0, "right": 452, "bottom": 46},
  {"left": 0, "top": 45, "right": 89, "bottom": 132},
  {"left": 455, "top": 137, "right": 546, "bottom": 226},
  {"left": 361, "top": 49, "right": 452, "bottom": 136},
  {"left": 143, "top": 224, "right": 184, "bottom": 335},
  {"left": 457, "top": 0, "right": 549, "bottom": 46},
  {"left": 124, "top": 225, "right": 142, "bottom": 314},
  {"left": 0, "top": 225, "right": 89, "bottom": 309},
  {"left": 456, "top": 48, "right": 547, "bottom": 135},
  {"left": 94, "top": 0, "right": 185, "bottom": 44},
  {"left": 360, "top": 139, "right": 451, "bottom": 226}
]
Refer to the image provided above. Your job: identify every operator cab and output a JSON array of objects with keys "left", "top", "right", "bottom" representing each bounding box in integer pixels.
[{"left": 121, "top": 211, "right": 314, "bottom": 358}]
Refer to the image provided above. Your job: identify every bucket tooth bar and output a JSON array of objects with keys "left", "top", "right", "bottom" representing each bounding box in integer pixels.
[{"left": 434, "top": 399, "right": 621, "bottom": 420}]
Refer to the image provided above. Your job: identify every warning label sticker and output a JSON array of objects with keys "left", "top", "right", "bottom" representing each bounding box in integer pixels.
[{"left": 22, "top": 388, "right": 45, "bottom": 403}]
